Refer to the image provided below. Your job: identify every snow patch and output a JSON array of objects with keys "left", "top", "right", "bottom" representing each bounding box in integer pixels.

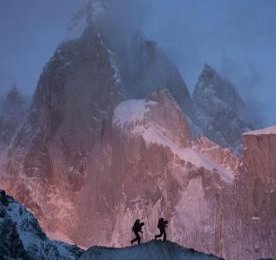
[
  {"left": 113, "top": 99, "right": 157, "bottom": 128},
  {"left": 243, "top": 126, "right": 276, "bottom": 136}
]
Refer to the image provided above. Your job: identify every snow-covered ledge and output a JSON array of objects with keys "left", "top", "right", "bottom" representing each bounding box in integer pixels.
[{"left": 243, "top": 126, "right": 276, "bottom": 136}]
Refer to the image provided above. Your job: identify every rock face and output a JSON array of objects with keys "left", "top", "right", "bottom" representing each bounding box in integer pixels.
[
  {"left": 0, "top": 23, "right": 274, "bottom": 260},
  {"left": 0, "top": 23, "right": 194, "bottom": 244},
  {"left": 193, "top": 64, "right": 253, "bottom": 150},
  {"left": 235, "top": 128, "right": 276, "bottom": 259},
  {"left": 0, "top": 193, "right": 83, "bottom": 259},
  {"left": 72, "top": 89, "right": 235, "bottom": 251},
  {"left": 243, "top": 127, "right": 276, "bottom": 188},
  {"left": 79, "top": 240, "right": 223, "bottom": 260}
]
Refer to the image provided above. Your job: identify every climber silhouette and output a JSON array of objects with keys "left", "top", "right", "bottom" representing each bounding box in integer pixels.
[
  {"left": 155, "top": 218, "right": 168, "bottom": 241},
  {"left": 131, "top": 219, "right": 144, "bottom": 245}
]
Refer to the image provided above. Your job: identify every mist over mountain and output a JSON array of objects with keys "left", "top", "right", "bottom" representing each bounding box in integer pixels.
[{"left": 0, "top": 0, "right": 275, "bottom": 125}]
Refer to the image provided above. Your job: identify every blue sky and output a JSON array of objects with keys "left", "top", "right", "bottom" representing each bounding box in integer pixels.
[{"left": 0, "top": 0, "right": 275, "bottom": 125}]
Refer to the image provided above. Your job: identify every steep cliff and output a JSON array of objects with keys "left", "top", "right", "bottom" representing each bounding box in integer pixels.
[{"left": 236, "top": 127, "right": 276, "bottom": 258}]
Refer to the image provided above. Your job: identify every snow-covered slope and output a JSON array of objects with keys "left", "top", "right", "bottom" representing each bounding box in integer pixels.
[
  {"left": 0, "top": 193, "right": 83, "bottom": 259},
  {"left": 193, "top": 64, "right": 254, "bottom": 151},
  {"left": 80, "top": 241, "right": 223, "bottom": 260}
]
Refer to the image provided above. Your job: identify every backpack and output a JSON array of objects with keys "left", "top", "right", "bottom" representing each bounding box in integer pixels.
[
  {"left": 132, "top": 221, "right": 140, "bottom": 232},
  {"left": 157, "top": 218, "right": 163, "bottom": 229}
]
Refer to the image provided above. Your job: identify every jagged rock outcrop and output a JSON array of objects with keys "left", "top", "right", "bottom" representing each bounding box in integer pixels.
[
  {"left": 193, "top": 64, "right": 253, "bottom": 150},
  {"left": 0, "top": 193, "right": 83, "bottom": 259},
  {"left": 79, "top": 240, "right": 223, "bottom": 260}
]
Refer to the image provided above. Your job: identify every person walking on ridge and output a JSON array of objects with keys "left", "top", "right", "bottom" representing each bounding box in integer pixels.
[
  {"left": 131, "top": 219, "right": 144, "bottom": 245},
  {"left": 155, "top": 217, "right": 168, "bottom": 241}
]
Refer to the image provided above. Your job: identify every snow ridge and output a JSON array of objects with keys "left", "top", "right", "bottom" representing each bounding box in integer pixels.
[{"left": 79, "top": 240, "right": 223, "bottom": 260}]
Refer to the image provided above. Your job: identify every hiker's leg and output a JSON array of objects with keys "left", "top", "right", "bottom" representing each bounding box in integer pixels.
[
  {"left": 155, "top": 229, "right": 163, "bottom": 239},
  {"left": 131, "top": 237, "right": 137, "bottom": 244},
  {"left": 137, "top": 233, "right": 141, "bottom": 245},
  {"left": 163, "top": 230, "right": 166, "bottom": 241},
  {"left": 131, "top": 231, "right": 140, "bottom": 245}
]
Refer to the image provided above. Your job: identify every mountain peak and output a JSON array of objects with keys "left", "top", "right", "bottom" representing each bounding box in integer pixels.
[
  {"left": 5, "top": 85, "right": 25, "bottom": 108},
  {"left": 192, "top": 64, "right": 253, "bottom": 150},
  {"left": 195, "top": 64, "right": 242, "bottom": 106},
  {"left": 80, "top": 22, "right": 102, "bottom": 43},
  {"left": 197, "top": 64, "right": 221, "bottom": 87},
  {"left": 202, "top": 63, "right": 217, "bottom": 75}
]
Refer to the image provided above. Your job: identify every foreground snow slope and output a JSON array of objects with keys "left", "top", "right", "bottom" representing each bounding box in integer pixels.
[
  {"left": 79, "top": 240, "right": 223, "bottom": 260},
  {"left": 0, "top": 194, "right": 83, "bottom": 259}
]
